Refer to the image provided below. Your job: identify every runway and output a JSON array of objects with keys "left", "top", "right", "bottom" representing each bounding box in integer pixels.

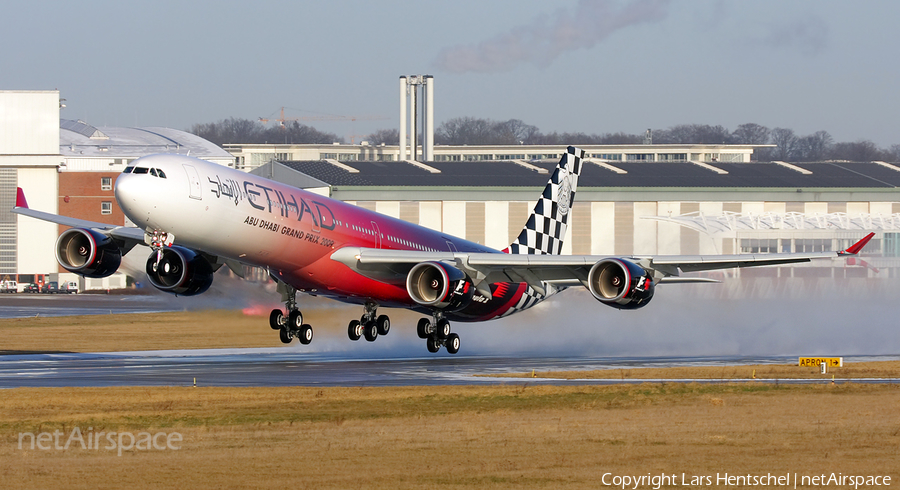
[{"left": 2, "top": 349, "right": 899, "bottom": 388}]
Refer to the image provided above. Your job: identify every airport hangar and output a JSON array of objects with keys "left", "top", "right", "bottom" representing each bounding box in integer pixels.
[
  {"left": 3, "top": 89, "right": 900, "bottom": 296},
  {"left": 234, "top": 142, "right": 900, "bottom": 299}
]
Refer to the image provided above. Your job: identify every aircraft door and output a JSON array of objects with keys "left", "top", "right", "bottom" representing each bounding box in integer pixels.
[
  {"left": 183, "top": 164, "right": 202, "bottom": 200},
  {"left": 371, "top": 221, "right": 382, "bottom": 249}
]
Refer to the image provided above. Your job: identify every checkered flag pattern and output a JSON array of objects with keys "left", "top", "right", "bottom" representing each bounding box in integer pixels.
[
  {"left": 507, "top": 146, "right": 584, "bottom": 255},
  {"left": 498, "top": 284, "right": 550, "bottom": 318}
]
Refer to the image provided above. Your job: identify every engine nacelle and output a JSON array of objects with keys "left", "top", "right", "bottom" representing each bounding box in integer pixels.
[
  {"left": 406, "top": 261, "right": 474, "bottom": 311},
  {"left": 55, "top": 228, "right": 122, "bottom": 278},
  {"left": 145, "top": 246, "right": 213, "bottom": 296},
  {"left": 587, "top": 258, "right": 654, "bottom": 310}
]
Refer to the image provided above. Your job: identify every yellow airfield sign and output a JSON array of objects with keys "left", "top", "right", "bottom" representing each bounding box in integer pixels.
[{"left": 799, "top": 357, "right": 842, "bottom": 368}]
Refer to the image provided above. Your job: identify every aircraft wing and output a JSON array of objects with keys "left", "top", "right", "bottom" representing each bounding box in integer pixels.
[{"left": 331, "top": 232, "right": 875, "bottom": 296}]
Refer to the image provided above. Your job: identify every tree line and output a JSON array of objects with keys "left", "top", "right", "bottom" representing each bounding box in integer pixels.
[{"left": 190, "top": 117, "right": 900, "bottom": 162}]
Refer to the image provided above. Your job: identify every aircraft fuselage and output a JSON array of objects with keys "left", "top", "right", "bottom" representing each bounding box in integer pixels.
[{"left": 114, "top": 154, "right": 535, "bottom": 321}]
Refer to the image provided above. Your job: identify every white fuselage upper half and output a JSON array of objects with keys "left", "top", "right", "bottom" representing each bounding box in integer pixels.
[{"left": 114, "top": 153, "right": 496, "bottom": 304}]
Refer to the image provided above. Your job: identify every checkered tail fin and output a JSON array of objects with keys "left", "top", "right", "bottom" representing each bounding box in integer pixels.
[{"left": 506, "top": 146, "right": 584, "bottom": 255}]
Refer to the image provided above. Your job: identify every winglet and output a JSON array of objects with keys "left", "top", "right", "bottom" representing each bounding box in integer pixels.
[
  {"left": 15, "top": 187, "right": 28, "bottom": 209},
  {"left": 838, "top": 232, "right": 875, "bottom": 256}
]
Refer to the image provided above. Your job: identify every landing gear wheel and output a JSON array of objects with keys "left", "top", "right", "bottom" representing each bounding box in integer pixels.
[
  {"left": 279, "top": 328, "right": 293, "bottom": 344},
  {"left": 298, "top": 324, "right": 313, "bottom": 345},
  {"left": 363, "top": 321, "right": 378, "bottom": 342},
  {"left": 288, "top": 309, "right": 303, "bottom": 329},
  {"left": 269, "top": 309, "right": 284, "bottom": 330},
  {"left": 445, "top": 333, "right": 460, "bottom": 354},
  {"left": 426, "top": 336, "right": 441, "bottom": 353},
  {"left": 436, "top": 318, "right": 451, "bottom": 339},
  {"left": 416, "top": 318, "right": 431, "bottom": 339},
  {"left": 376, "top": 315, "right": 390, "bottom": 336},
  {"left": 348, "top": 319, "right": 362, "bottom": 341}
]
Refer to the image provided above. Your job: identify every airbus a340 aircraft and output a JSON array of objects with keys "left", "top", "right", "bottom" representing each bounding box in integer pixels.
[{"left": 15, "top": 146, "right": 873, "bottom": 354}]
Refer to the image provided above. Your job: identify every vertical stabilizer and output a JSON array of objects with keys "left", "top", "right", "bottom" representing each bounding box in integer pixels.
[{"left": 506, "top": 146, "right": 584, "bottom": 255}]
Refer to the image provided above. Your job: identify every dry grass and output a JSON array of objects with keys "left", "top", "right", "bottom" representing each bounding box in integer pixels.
[
  {"left": 1, "top": 384, "right": 899, "bottom": 489},
  {"left": 0, "top": 306, "right": 427, "bottom": 353},
  {"left": 487, "top": 360, "right": 900, "bottom": 380}
]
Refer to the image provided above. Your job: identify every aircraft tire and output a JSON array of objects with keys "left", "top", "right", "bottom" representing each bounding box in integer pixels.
[
  {"left": 279, "top": 328, "right": 293, "bottom": 344},
  {"left": 363, "top": 321, "right": 378, "bottom": 342},
  {"left": 426, "top": 336, "right": 441, "bottom": 353},
  {"left": 269, "top": 309, "right": 283, "bottom": 330},
  {"left": 289, "top": 310, "right": 303, "bottom": 329},
  {"left": 298, "top": 324, "right": 313, "bottom": 345},
  {"left": 376, "top": 315, "right": 390, "bottom": 336},
  {"left": 446, "top": 333, "right": 460, "bottom": 354},
  {"left": 436, "top": 319, "right": 451, "bottom": 339},
  {"left": 416, "top": 318, "right": 430, "bottom": 339},
  {"left": 348, "top": 320, "right": 362, "bottom": 341}
]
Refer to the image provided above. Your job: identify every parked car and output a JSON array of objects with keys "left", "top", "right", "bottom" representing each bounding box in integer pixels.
[
  {"left": 0, "top": 280, "right": 17, "bottom": 293},
  {"left": 41, "top": 281, "right": 59, "bottom": 294},
  {"left": 59, "top": 281, "right": 79, "bottom": 294},
  {"left": 23, "top": 283, "right": 40, "bottom": 293}
]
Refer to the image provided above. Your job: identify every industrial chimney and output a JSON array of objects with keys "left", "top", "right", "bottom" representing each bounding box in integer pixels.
[{"left": 399, "top": 75, "right": 434, "bottom": 162}]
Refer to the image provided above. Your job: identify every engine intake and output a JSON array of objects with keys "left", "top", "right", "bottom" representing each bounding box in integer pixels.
[
  {"left": 406, "top": 261, "right": 474, "bottom": 311},
  {"left": 145, "top": 246, "right": 213, "bottom": 296},
  {"left": 587, "top": 258, "right": 654, "bottom": 310},
  {"left": 55, "top": 228, "right": 122, "bottom": 278}
]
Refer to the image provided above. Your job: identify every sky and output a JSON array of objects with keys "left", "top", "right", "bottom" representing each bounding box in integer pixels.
[{"left": 3, "top": 0, "right": 899, "bottom": 147}]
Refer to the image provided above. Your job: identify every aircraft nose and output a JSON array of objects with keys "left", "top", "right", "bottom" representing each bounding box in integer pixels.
[{"left": 115, "top": 174, "right": 148, "bottom": 224}]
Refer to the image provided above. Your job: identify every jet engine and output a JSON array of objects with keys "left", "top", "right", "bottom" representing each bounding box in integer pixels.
[
  {"left": 587, "top": 258, "right": 654, "bottom": 310},
  {"left": 145, "top": 246, "right": 213, "bottom": 296},
  {"left": 55, "top": 228, "right": 122, "bottom": 278},
  {"left": 406, "top": 261, "right": 474, "bottom": 311}
]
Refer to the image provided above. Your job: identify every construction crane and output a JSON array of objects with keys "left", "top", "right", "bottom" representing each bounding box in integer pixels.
[{"left": 259, "top": 107, "right": 388, "bottom": 127}]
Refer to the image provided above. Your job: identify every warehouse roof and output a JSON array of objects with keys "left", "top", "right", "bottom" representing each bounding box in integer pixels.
[
  {"left": 275, "top": 159, "right": 900, "bottom": 188},
  {"left": 60, "top": 119, "right": 232, "bottom": 160}
]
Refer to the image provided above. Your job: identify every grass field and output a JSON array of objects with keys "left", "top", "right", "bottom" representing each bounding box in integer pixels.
[
  {"left": 2, "top": 383, "right": 899, "bottom": 489},
  {"left": 486, "top": 360, "right": 900, "bottom": 380},
  {"left": 0, "top": 306, "right": 426, "bottom": 353}
]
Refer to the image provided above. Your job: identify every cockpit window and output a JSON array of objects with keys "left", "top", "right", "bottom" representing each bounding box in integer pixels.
[
  {"left": 123, "top": 167, "right": 134, "bottom": 173},
  {"left": 156, "top": 169, "right": 166, "bottom": 179},
  {"left": 149, "top": 168, "right": 158, "bottom": 177},
  {"left": 133, "top": 167, "right": 149, "bottom": 174}
]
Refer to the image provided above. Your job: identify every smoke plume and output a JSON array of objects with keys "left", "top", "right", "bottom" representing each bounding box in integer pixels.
[{"left": 432, "top": 0, "right": 670, "bottom": 74}]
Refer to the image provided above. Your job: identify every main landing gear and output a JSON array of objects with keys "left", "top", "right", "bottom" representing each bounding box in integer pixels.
[
  {"left": 348, "top": 301, "right": 391, "bottom": 342},
  {"left": 269, "top": 285, "right": 313, "bottom": 345},
  {"left": 416, "top": 312, "right": 460, "bottom": 354}
]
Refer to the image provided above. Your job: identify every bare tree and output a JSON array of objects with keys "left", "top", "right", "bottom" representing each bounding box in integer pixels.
[
  {"left": 366, "top": 128, "right": 399, "bottom": 146},
  {"left": 770, "top": 128, "right": 798, "bottom": 161},
  {"left": 794, "top": 131, "right": 833, "bottom": 161},
  {"left": 830, "top": 140, "right": 883, "bottom": 161},
  {"left": 189, "top": 118, "right": 341, "bottom": 145},
  {"left": 732, "top": 123, "right": 770, "bottom": 145}
]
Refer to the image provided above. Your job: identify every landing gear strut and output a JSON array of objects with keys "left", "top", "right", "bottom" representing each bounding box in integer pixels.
[
  {"left": 348, "top": 300, "right": 390, "bottom": 342},
  {"left": 269, "top": 284, "right": 313, "bottom": 345},
  {"left": 417, "top": 312, "right": 460, "bottom": 354}
]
